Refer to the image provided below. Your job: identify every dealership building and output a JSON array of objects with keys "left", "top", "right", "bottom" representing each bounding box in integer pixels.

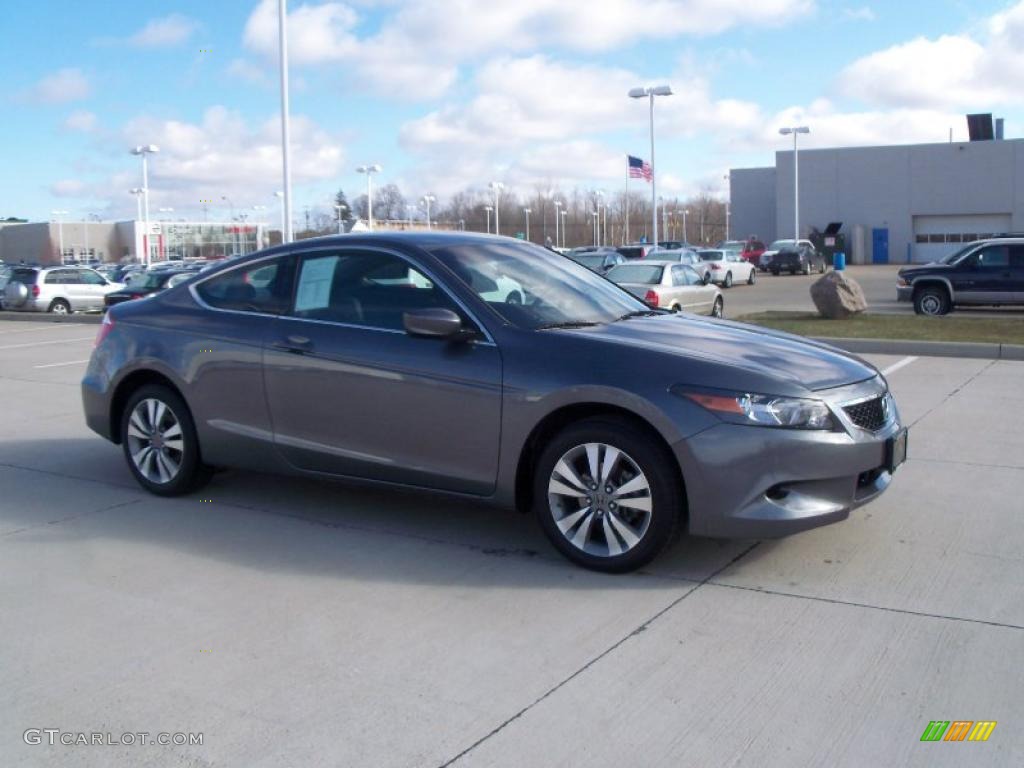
[
  {"left": 0, "top": 220, "right": 268, "bottom": 266},
  {"left": 730, "top": 135, "right": 1024, "bottom": 264}
]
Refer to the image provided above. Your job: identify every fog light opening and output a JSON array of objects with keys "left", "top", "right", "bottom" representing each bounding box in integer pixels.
[{"left": 766, "top": 485, "right": 790, "bottom": 501}]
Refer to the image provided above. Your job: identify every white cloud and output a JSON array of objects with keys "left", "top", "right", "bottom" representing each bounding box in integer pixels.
[
  {"left": 226, "top": 58, "right": 271, "bottom": 86},
  {"left": 127, "top": 14, "right": 200, "bottom": 47},
  {"left": 242, "top": 0, "right": 814, "bottom": 99},
  {"left": 838, "top": 1, "right": 1024, "bottom": 109},
  {"left": 51, "top": 179, "right": 88, "bottom": 197},
  {"left": 841, "top": 6, "right": 875, "bottom": 22},
  {"left": 23, "top": 68, "right": 91, "bottom": 104},
  {"left": 63, "top": 110, "right": 98, "bottom": 132}
]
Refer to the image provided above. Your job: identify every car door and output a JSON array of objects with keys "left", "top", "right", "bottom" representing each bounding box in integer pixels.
[
  {"left": 1010, "top": 244, "right": 1024, "bottom": 302},
  {"left": 262, "top": 246, "right": 503, "bottom": 495},
  {"left": 958, "top": 244, "right": 1011, "bottom": 303},
  {"left": 77, "top": 268, "right": 110, "bottom": 310},
  {"left": 682, "top": 265, "right": 714, "bottom": 313}
]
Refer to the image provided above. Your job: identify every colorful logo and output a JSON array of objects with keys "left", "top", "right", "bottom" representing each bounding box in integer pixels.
[{"left": 921, "top": 721, "right": 997, "bottom": 742}]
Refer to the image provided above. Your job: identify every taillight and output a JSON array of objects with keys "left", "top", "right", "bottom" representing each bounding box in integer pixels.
[
  {"left": 95, "top": 313, "right": 114, "bottom": 347},
  {"left": 710, "top": 264, "right": 721, "bottom": 270},
  {"left": 644, "top": 289, "right": 660, "bottom": 306},
  {"left": 31, "top": 284, "right": 40, "bottom": 298}
]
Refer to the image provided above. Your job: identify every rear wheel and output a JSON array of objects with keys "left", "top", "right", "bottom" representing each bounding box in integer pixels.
[
  {"left": 723, "top": 271, "right": 733, "bottom": 288},
  {"left": 533, "top": 418, "right": 683, "bottom": 573},
  {"left": 711, "top": 296, "right": 724, "bottom": 318},
  {"left": 121, "top": 384, "right": 212, "bottom": 496},
  {"left": 670, "top": 302, "right": 681, "bottom": 312},
  {"left": 913, "top": 286, "right": 951, "bottom": 316},
  {"left": 48, "top": 298, "right": 70, "bottom": 315}
]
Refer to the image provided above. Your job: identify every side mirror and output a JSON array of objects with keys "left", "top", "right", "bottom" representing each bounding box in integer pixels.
[{"left": 403, "top": 308, "right": 466, "bottom": 339}]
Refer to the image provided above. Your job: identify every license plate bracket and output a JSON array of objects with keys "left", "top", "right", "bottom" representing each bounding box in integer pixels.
[{"left": 885, "top": 428, "right": 908, "bottom": 473}]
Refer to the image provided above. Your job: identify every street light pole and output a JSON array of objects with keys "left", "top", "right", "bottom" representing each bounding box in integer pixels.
[
  {"left": 484, "top": 205, "right": 492, "bottom": 234},
  {"left": 489, "top": 182, "right": 504, "bottom": 235},
  {"left": 660, "top": 197, "right": 667, "bottom": 243},
  {"left": 277, "top": 0, "right": 294, "bottom": 243},
  {"left": 779, "top": 126, "right": 810, "bottom": 241},
  {"left": 560, "top": 209, "right": 567, "bottom": 248},
  {"left": 629, "top": 85, "right": 672, "bottom": 247},
  {"left": 334, "top": 204, "right": 347, "bottom": 234},
  {"left": 422, "top": 194, "right": 435, "bottom": 230},
  {"left": 554, "top": 200, "right": 561, "bottom": 248},
  {"left": 523, "top": 207, "right": 531, "bottom": 240},
  {"left": 683, "top": 208, "right": 690, "bottom": 244},
  {"left": 356, "top": 164, "right": 382, "bottom": 230},
  {"left": 131, "top": 144, "right": 159, "bottom": 265}
]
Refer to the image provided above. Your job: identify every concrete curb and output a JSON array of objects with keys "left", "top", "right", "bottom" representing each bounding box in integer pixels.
[
  {"left": 0, "top": 311, "right": 102, "bottom": 325},
  {"left": 813, "top": 336, "right": 1024, "bottom": 361}
]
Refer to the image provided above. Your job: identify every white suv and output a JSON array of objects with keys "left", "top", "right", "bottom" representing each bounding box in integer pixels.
[{"left": 2, "top": 266, "right": 124, "bottom": 314}]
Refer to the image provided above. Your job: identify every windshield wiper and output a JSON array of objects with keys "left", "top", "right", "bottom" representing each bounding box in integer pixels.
[
  {"left": 615, "top": 309, "right": 664, "bottom": 321},
  {"left": 536, "top": 320, "right": 602, "bottom": 330}
]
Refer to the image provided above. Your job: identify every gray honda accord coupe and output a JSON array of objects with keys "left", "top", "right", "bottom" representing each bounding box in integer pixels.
[{"left": 82, "top": 233, "right": 907, "bottom": 572}]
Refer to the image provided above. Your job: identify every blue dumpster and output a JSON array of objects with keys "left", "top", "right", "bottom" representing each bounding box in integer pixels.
[{"left": 833, "top": 251, "right": 846, "bottom": 271}]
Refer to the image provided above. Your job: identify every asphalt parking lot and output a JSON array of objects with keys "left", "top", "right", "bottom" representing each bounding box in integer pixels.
[{"left": 2, "top": 320, "right": 1022, "bottom": 767}]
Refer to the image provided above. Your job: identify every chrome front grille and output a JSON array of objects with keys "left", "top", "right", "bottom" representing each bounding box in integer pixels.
[{"left": 843, "top": 396, "right": 887, "bottom": 432}]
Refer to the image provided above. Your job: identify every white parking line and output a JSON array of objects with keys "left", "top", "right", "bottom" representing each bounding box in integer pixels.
[
  {"left": 33, "top": 359, "right": 92, "bottom": 369},
  {"left": 881, "top": 356, "right": 918, "bottom": 377},
  {"left": 0, "top": 336, "right": 95, "bottom": 351}
]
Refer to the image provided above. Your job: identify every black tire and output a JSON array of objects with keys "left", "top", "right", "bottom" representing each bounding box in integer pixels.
[
  {"left": 747, "top": 268, "right": 756, "bottom": 285},
  {"left": 723, "top": 271, "right": 733, "bottom": 288},
  {"left": 913, "top": 286, "right": 951, "bottom": 316},
  {"left": 770, "top": 266, "right": 779, "bottom": 276},
  {"left": 48, "top": 298, "right": 71, "bottom": 315},
  {"left": 819, "top": 260, "right": 826, "bottom": 274},
  {"left": 533, "top": 417, "right": 684, "bottom": 573},
  {"left": 711, "top": 296, "right": 724, "bottom": 318},
  {"left": 802, "top": 262, "right": 811, "bottom": 275},
  {"left": 670, "top": 303, "right": 681, "bottom": 312},
  {"left": 120, "top": 384, "right": 212, "bottom": 496}
]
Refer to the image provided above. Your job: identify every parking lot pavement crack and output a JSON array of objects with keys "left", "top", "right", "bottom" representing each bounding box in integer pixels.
[
  {"left": 1, "top": 498, "right": 143, "bottom": 538},
  {"left": 907, "top": 359, "right": 997, "bottom": 429},
  {"left": 706, "top": 581, "right": 1024, "bottom": 632},
  {"left": 437, "top": 542, "right": 762, "bottom": 767}
]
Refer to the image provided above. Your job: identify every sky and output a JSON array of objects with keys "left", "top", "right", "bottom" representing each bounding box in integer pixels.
[{"left": 4, "top": 0, "right": 1024, "bottom": 225}]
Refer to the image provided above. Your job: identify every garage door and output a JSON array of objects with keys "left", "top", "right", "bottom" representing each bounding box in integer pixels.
[{"left": 912, "top": 214, "right": 1011, "bottom": 263}]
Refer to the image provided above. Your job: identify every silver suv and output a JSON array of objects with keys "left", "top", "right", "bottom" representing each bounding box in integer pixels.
[{"left": 3, "top": 266, "right": 124, "bottom": 314}]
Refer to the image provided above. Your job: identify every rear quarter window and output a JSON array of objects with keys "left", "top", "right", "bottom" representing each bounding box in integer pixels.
[{"left": 12, "top": 269, "right": 39, "bottom": 285}]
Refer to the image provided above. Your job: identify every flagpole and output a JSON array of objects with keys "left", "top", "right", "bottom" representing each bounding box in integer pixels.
[{"left": 625, "top": 154, "right": 630, "bottom": 245}]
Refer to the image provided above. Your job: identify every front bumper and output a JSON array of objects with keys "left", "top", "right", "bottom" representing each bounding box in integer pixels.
[
  {"left": 897, "top": 285, "right": 912, "bottom": 302},
  {"left": 673, "top": 379, "right": 903, "bottom": 538}
]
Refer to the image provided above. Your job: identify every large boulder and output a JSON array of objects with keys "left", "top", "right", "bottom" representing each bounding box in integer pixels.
[{"left": 810, "top": 271, "right": 868, "bottom": 319}]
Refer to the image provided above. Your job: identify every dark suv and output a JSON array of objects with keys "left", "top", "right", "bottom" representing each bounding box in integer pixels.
[{"left": 897, "top": 238, "right": 1024, "bottom": 315}]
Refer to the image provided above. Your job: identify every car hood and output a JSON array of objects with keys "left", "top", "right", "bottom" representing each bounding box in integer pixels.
[
  {"left": 559, "top": 314, "right": 877, "bottom": 392},
  {"left": 899, "top": 263, "right": 950, "bottom": 275}
]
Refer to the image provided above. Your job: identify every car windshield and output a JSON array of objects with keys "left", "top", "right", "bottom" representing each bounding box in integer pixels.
[
  {"left": 429, "top": 241, "right": 646, "bottom": 330},
  {"left": 571, "top": 253, "right": 607, "bottom": 268},
  {"left": 606, "top": 264, "right": 664, "bottom": 284},
  {"left": 939, "top": 245, "right": 974, "bottom": 264},
  {"left": 768, "top": 240, "right": 795, "bottom": 251},
  {"left": 698, "top": 251, "right": 724, "bottom": 261}
]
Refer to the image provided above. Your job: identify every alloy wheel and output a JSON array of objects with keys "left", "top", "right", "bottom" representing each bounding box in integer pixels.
[
  {"left": 547, "top": 442, "right": 652, "bottom": 558},
  {"left": 919, "top": 294, "right": 942, "bottom": 315},
  {"left": 126, "top": 398, "right": 185, "bottom": 484}
]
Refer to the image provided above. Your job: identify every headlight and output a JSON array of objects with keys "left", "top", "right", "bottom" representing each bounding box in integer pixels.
[{"left": 673, "top": 386, "right": 836, "bottom": 430}]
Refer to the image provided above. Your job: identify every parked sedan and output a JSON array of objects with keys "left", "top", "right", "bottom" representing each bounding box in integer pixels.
[
  {"left": 104, "top": 268, "right": 201, "bottom": 308},
  {"left": 654, "top": 248, "right": 711, "bottom": 283},
  {"left": 606, "top": 261, "right": 723, "bottom": 317},
  {"left": 568, "top": 250, "right": 626, "bottom": 275},
  {"left": 697, "top": 249, "right": 756, "bottom": 288},
  {"left": 83, "top": 232, "right": 906, "bottom": 573},
  {"left": 770, "top": 244, "right": 829, "bottom": 276}
]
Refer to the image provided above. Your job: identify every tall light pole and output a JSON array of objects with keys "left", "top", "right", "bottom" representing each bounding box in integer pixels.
[
  {"left": 628, "top": 84, "right": 672, "bottom": 246},
  {"left": 523, "top": 207, "right": 531, "bottom": 240},
  {"left": 356, "top": 164, "right": 382, "bottom": 229},
  {"left": 252, "top": 205, "right": 268, "bottom": 247},
  {"left": 489, "top": 181, "right": 504, "bottom": 235},
  {"left": 277, "top": 0, "right": 294, "bottom": 243},
  {"left": 484, "top": 205, "right": 493, "bottom": 234},
  {"left": 560, "top": 209, "right": 568, "bottom": 247},
  {"left": 334, "top": 203, "right": 347, "bottom": 234},
  {"left": 422, "top": 194, "right": 435, "bottom": 230},
  {"left": 274, "top": 191, "right": 285, "bottom": 240},
  {"left": 51, "top": 210, "right": 68, "bottom": 263},
  {"left": 406, "top": 204, "right": 417, "bottom": 228},
  {"left": 554, "top": 200, "right": 562, "bottom": 248},
  {"left": 683, "top": 208, "right": 690, "bottom": 244},
  {"left": 592, "top": 210, "right": 599, "bottom": 245},
  {"left": 594, "top": 190, "right": 605, "bottom": 246},
  {"left": 659, "top": 196, "right": 668, "bottom": 243},
  {"left": 130, "top": 144, "right": 159, "bottom": 265},
  {"left": 779, "top": 126, "right": 810, "bottom": 241}
]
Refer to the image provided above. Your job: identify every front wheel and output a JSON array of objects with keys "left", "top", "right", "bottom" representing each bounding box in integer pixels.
[
  {"left": 723, "top": 272, "right": 733, "bottom": 288},
  {"left": 711, "top": 296, "right": 724, "bottom": 318},
  {"left": 121, "top": 384, "right": 212, "bottom": 496},
  {"left": 533, "top": 418, "right": 683, "bottom": 573},
  {"left": 913, "top": 286, "right": 951, "bottom": 316},
  {"left": 747, "top": 268, "right": 756, "bottom": 285}
]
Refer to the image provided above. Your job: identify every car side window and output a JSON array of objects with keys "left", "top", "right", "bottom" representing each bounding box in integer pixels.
[
  {"left": 682, "top": 265, "right": 702, "bottom": 285},
  {"left": 291, "top": 250, "right": 460, "bottom": 332},
  {"left": 1010, "top": 245, "right": 1024, "bottom": 267},
  {"left": 44, "top": 270, "right": 66, "bottom": 284},
  {"left": 79, "top": 270, "right": 105, "bottom": 285},
  {"left": 670, "top": 265, "right": 686, "bottom": 286},
  {"left": 195, "top": 256, "right": 296, "bottom": 314},
  {"left": 975, "top": 245, "right": 1009, "bottom": 267}
]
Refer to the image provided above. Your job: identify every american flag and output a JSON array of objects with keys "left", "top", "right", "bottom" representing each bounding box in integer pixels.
[{"left": 628, "top": 155, "right": 652, "bottom": 182}]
